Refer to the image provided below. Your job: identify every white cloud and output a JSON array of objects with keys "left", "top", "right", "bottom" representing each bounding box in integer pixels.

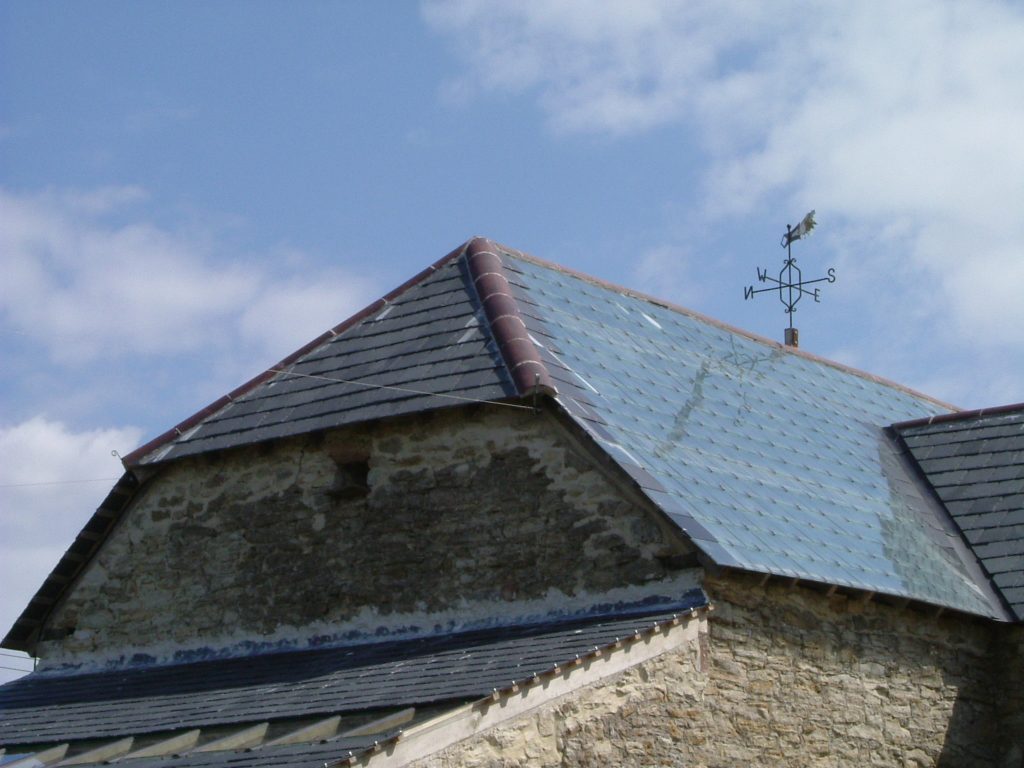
[
  {"left": 238, "top": 273, "right": 371, "bottom": 357},
  {"left": 425, "top": 0, "right": 1024, "bottom": 381},
  {"left": 0, "top": 418, "right": 143, "bottom": 681},
  {"left": 0, "top": 187, "right": 378, "bottom": 365},
  {"left": 0, "top": 190, "right": 381, "bottom": 678},
  {"left": 632, "top": 244, "right": 701, "bottom": 307},
  {"left": 423, "top": 0, "right": 776, "bottom": 135}
]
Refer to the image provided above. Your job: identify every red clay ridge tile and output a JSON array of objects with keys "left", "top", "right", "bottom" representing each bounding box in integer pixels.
[{"left": 465, "top": 237, "right": 557, "bottom": 398}]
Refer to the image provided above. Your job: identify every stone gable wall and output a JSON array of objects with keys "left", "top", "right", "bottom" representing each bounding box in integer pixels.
[
  {"left": 411, "top": 573, "right": 1021, "bottom": 768},
  {"left": 38, "top": 407, "right": 692, "bottom": 667}
]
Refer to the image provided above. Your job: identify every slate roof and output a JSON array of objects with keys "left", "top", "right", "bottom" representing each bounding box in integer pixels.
[
  {"left": 5, "top": 237, "right": 1018, "bottom": 654},
  {"left": 125, "top": 248, "right": 516, "bottom": 464},
  {"left": 0, "top": 606, "right": 703, "bottom": 766},
  {"left": 894, "top": 404, "right": 1024, "bottom": 619}
]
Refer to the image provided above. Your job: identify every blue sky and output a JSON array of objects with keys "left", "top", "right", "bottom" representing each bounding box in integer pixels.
[{"left": 1, "top": 0, "right": 1022, "bottom": 681}]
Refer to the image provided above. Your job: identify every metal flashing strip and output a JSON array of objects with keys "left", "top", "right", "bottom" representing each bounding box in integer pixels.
[
  {"left": 191, "top": 723, "right": 268, "bottom": 753},
  {"left": 339, "top": 710, "right": 415, "bottom": 739},
  {"left": 118, "top": 730, "right": 201, "bottom": 760},
  {"left": 56, "top": 739, "right": 133, "bottom": 766},
  {"left": 2, "top": 745, "right": 69, "bottom": 768}
]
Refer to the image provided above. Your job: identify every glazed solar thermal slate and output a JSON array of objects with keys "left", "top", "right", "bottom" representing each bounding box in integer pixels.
[
  {"left": 895, "top": 407, "right": 1024, "bottom": 619},
  {"left": 498, "top": 253, "right": 1000, "bottom": 619},
  {"left": 0, "top": 604, "right": 702, "bottom": 746}
]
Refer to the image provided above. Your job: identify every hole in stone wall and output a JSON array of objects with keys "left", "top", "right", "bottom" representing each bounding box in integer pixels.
[
  {"left": 327, "top": 459, "right": 370, "bottom": 500},
  {"left": 656, "top": 551, "right": 701, "bottom": 571}
]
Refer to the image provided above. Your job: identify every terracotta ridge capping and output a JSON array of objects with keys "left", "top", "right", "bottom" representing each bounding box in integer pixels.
[
  {"left": 464, "top": 237, "right": 557, "bottom": 398},
  {"left": 892, "top": 400, "right": 1024, "bottom": 430},
  {"left": 122, "top": 243, "right": 468, "bottom": 467}
]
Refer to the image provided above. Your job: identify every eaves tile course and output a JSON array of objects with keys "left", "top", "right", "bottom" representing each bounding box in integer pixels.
[{"left": 0, "top": 606, "right": 703, "bottom": 746}]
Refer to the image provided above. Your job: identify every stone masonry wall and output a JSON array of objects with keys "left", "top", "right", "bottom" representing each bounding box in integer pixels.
[
  {"left": 410, "top": 572, "right": 1020, "bottom": 768},
  {"left": 994, "top": 623, "right": 1024, "bottom": 767},
  {"left": 38, "top": 407, "right": 693, "bottom": 667}
]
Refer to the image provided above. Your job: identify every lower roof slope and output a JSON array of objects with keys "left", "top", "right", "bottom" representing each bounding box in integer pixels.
[
  {"left": 0, "top": 606, "right": 703, "bottom": 751},
  {"left": 894, "top": 405, "right": 1024, "bottom": 619}
]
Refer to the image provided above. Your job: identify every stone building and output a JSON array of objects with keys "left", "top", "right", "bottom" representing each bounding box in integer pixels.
[{"left": 1, "top": 237, "right": 1022, "bottom": 767}]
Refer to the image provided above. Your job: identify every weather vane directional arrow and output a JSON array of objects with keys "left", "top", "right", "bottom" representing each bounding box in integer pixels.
[{"left": 744, "top": 210, "right": 836, "bottom": 348}]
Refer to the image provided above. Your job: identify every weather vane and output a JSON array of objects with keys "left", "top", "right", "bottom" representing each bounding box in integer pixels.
[{"left": 744, "top": 210, "right": 835, "bottom": 347}]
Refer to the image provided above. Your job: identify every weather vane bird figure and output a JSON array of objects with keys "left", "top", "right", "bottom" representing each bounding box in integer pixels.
[{"left": 745, "top": 210, "right": 835, "bottom": 348}]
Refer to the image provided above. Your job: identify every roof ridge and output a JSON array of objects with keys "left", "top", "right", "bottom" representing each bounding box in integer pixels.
[
  {"left": 497, "top": 243, "right": 958, "bottom": 412},
  {"left": 464, "top": 237, "right": 557, "bottom": 398},
  {"left": 892, "top": 401, "right": 1024, "bottom": 430}
]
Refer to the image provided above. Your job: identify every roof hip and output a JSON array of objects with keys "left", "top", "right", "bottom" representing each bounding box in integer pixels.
[{"left": 464, "top": 237, "right": 557, "bottom": 398}]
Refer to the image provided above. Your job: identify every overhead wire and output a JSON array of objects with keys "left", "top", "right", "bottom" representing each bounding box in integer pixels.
[
  {"left": 267, "top": 368, "right": 537, "bottom": 411},
  {"left": 0, "top": 477, "right": 120, "bottom": 489},
  {"left": 0, "top": 650, "right": 33, "bottom": 659},
  {"left": 0, "top": 372, "right": 536, "bottom": 492}
]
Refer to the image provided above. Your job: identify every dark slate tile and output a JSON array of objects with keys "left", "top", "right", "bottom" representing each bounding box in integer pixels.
[
  {"left": 927, "top": 469, "right": 971, "bottom": 488},
  {"left": 993, "top": 497, "right": 1024, "bottom": 515},
  {"left": 984, "top": 554, "right": 1024, "bottom": 575},
  {"left": 997, "top": 586, "right": 1024, "bottom": 613},
  {"left": 917, "top": 455, "right": 966, "bottom": 475},
  {"left": 964, "top": 524, "right": 1024, "bottom": 545},
  {"left": 974, "top": 540, "right": 1024, "bottom": 560},
  {"left": 996, "top": 570, "right": 1024, "bottom": 588}
]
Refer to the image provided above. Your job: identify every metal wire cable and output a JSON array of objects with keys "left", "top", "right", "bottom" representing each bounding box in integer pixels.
[
  {"left": 0, "top": 370, "right": 537, "bottom": 491},
  {"left": 0, "top": 477, "right": 120, "bottom": 489},
  {"left": 267, "top": 368, "right": 536, "bottom": 411}
]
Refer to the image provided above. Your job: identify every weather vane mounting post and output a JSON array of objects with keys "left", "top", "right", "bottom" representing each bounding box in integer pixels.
[{"left": 744, "top": 210, "right": 835, "bottom": 348}]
